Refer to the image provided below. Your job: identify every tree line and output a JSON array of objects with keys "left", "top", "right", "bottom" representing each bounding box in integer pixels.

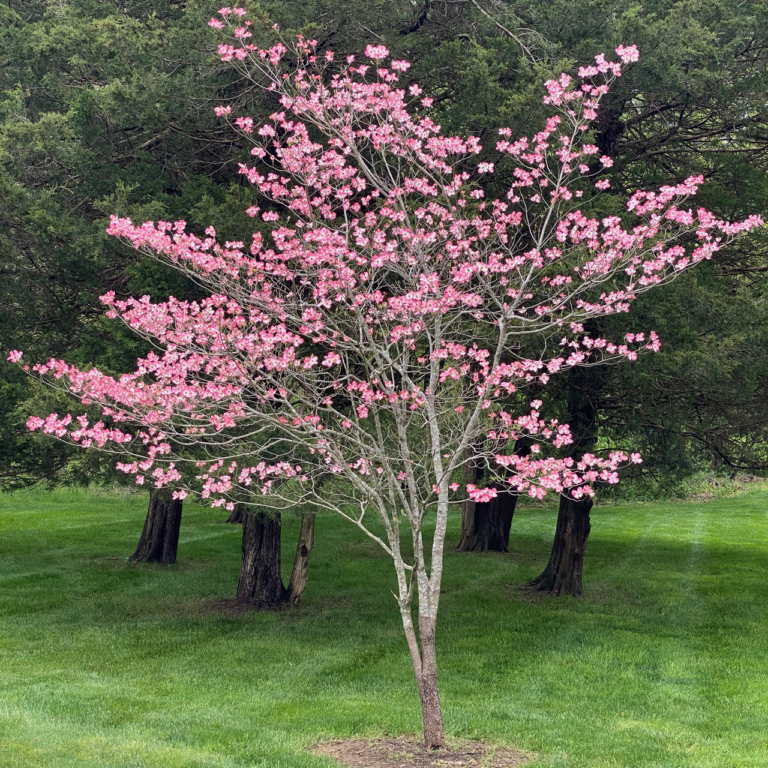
[
  {"left": 3, "top": 0, "right": 767, "bottom": 486},
  {"left": 2, "top": 0, "right": 767, "bottom": 587}
]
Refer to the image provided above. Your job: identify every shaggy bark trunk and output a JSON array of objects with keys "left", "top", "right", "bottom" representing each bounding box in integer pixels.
[
  {"left": 417, "top": 623, "right": 445, "bottom": 749},
  {"left": 287, "top": 513, "right": 315, "bottom": 606},
  {"left": 457, "top": 439, "right": 529, "bottom": 552},
  {"left": 527, "top": 364, "right": 601, "bottom": 596},
  {"left": 225, "top": 505, "right": 244, "bottom": 524},
  {"left": 236, "top": 510, "right": 288, "bottom": 607},
  {"left": 526, "top": 494, "right": 592, "bottom": 597},
  {"left": 457, "top": 488, "right": 518, "bottom": 552},
  {"left": 130, "top": 492, "right": 182, "bottom": 564}
]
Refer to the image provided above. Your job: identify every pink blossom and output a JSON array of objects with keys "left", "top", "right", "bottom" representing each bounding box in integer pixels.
[
  {"left": 365, "top": 45, "right": 390, "bottom": 60},
  {"left": 467, "top": 485, "right": 498, "bottom": 503},
  {"left": 616, "top": 45, "right": 640, "bottom": 63}
]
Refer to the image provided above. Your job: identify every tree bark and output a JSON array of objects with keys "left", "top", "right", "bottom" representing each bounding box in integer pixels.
[
  {"left": 236, "top": 510, "right": 289, "bottom": 607},
  {"left": 287, "top": 513, "right": 315, "bottom": 606},
  {"left": 526, "top": 494, "right": 592, "bottom": 597},
  {"left": 130, "top": 492, "right": 183, "bottom": 564},
  {"left": 225, "top": 505, "right": 244, "bottom": 524},
  {"left": 416, "top": 623, "right": 445, "bottom": 749},
  {"left": 457, "top": 439, "right": 529, "bottom": 552},
  {"left": 457, "top": 487, "right": 518, "bottom": 552},
  {"left": 526, "top": 363, "right": 601, "bottom": 596}
]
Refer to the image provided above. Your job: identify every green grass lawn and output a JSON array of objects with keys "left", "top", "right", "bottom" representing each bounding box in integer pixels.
[{"left": 1, "top": 487, "right": 767, "bottom": 768}]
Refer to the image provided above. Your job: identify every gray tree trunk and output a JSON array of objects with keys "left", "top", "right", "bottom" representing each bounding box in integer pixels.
[{"left": 287, "top": 514, "right": 315, "bottom": 605}]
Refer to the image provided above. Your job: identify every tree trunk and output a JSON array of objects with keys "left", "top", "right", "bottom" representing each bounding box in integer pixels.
[
  {"left": 457, "top": 439, "right": 529, "bottom": 552},
  {"left": 526, "top": 494, "right": 592, "bottom": 597},
  {"left": 526, "top": 364, "right": 601, "bottom": 596},
  {"left": 287, "top": 513, "right": 315, "bottom": 606},
  {"left": 457, "top": 487, "right": 518, "bottom": 552},
  {"left": 225, "top": 505, "right": 244, "bottom": 524},
  {"left": 417, "top": 623, "right": 445, "bottom": 749},
  {"left": 130, "top": 492, "right": 183, "bottom": 564},
  {"left": 236, "top": 510, "right": 289, "bottom": 607}
]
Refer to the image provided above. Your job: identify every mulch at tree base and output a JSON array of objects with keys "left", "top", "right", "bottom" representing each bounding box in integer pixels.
[{"left": 313, "top": 737, "right": 532, "bottom": 767}]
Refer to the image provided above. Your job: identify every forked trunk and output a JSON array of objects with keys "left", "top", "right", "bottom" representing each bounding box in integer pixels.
[
  {"left": 131, "top": 492, "right": 183, "bottom": 564},
  {"left": 236, "top": 509, "right": 316, "bottom": 609},
  {"left": 236, "top": 510, "right": 288, "bottom": 607},
  {"left": 416, "top": 623, "right": 445, "bottom": 749},
  {"left": 287, "top": 513, "right": 315, "bottom": 605},
  {"left": 225, "top": 505, "right": 244, "bottom": 524},
  {"left": 457, "top": 487, "right": 518, "bottom": 552},
  {"left": 526, "top": 494, "right": 592, "bottom": 597}
]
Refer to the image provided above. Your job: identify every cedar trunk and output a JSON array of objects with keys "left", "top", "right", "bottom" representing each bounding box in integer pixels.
[
  {"left": 526, "top": 364, "right": 600, "bottom": 596},
  {"left": 225, "top": 505, "right": 244, "bottom": 524},
  {"left": 457, "top": 488, "right": 518, "bottom": 552},
  {"left": 131, "top": 492, "right": 183, "bottom": 564},
  {"left": 526, "top": 494, "right": 592, "bottom": 597},
  {"left": 457, "top": 439, "right": 529, "bottom": 552},
  {"left": 237, "top": 510, "right": 288, "bottom": 606}
]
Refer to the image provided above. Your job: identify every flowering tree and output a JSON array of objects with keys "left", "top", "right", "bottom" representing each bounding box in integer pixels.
[{"left": 9, "top": 15, "right": 762, "bottom": 747}]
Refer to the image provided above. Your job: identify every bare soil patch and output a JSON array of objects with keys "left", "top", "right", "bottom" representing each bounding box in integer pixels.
[
  {"left": 200, "top": 597, "right": 283, "bottom": 616},
  {"left": 314, "top": 737, "right": 531, "bottom": 768},
  {"left": 196, "top": 594, "right": 352, "bottom": 620}
]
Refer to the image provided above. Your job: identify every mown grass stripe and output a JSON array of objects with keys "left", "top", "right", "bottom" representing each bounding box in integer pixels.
[{"left": 1, "top": 489, "right": 767, "bottom": 767}]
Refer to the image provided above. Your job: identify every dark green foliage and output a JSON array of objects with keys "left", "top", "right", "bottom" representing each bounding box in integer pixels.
[
  {"left": 1, "top": 0, "right": 768, "bottom": 488},
  {"left": 0, "top": 0, "right": 262, "bottom": 485}
]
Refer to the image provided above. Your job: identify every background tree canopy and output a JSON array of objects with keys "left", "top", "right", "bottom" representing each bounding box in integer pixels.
[{"left": 2, "top": 0, "right": 767, "bottom": 490}]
